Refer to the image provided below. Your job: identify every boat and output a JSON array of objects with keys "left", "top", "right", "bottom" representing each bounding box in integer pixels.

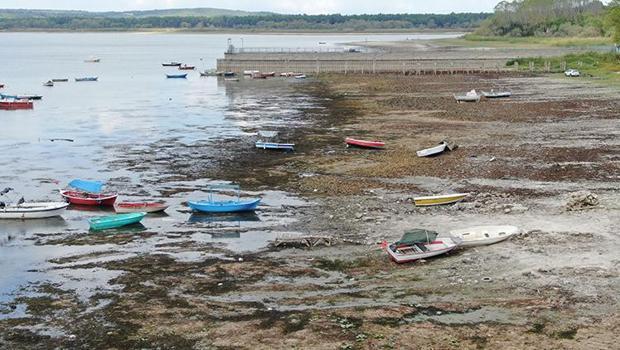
[
  {"left": 0, "top": 84, "right": 4, "bottom": 88},
  {"left": 0, "top": 188, "right": 69, "bottom": 219},
  {"left": 0, "top": 99, "right": 34, "bottom": 110},
  {"left": 60, "top": 179, "right": 118, "bottom": 207},
  {"left": 89, "top": 212, "right": 146, "bottom": 231},
  {"left": 178, "top": 65, "right": 195, "bottom": 70},
  {"left": 252, "top": 72, "right": 268, "bottom": 79},
  {"left": 244, "top": 70, "right": 260, "bottom": 76},
  {"left": 16, "top": 94, "right": 43, "bottom": 100},
  {"left": 255, "top": 141, "right": 295, "bottom": 151},
  {"left": 449, "top": 225, "right": 520, "bottom": 247},
  {"left": 43, "top": 80, "right": 54, "bottom": 87},
  {"left": 224, "top": 78, "right": 240, "bottom": 82},
  {"left": 114, "top": 201, "right": 168, "bottom": 214},
  {"left": 565, "top": 69, "right": 580, "bottom": 77},
  {"left": 345, "top": 137, "right": 385, "bottom": 149},
  {"left": 263, "top": 72, "right": 276, "bottom": 77},
  {"left": 166, "top": 73, "right": 188, "bottom": 79},
  {"left": 454, "top": 89, "right": 480, "bottom": 103},
  {"left": 384, "top": 229, "right": 461, "bottom": 263},
  {"left": 200, "top": 69, "right": 219, "bottom": 77},
  {"left": 188, "top": 184, "right": 261, "bottom": 213},
  {"left": 75, "top": 77, "right": 98, "bottom": 82},
  {"left": 223, "top": 72, "right": 236, "bottom": 77},
  {"left": 294, "top": 74, "right": 307, "bottom": 79},
  {"left": 416, "top": 142, "right": 447, "bottom": 157},
  {"left": 413, "top": 193, "right": 469, "bottom": 207},
  {"left": 162, "top": 62, "right": 182, "bottom": 67},
  {"left": 84, "top": 57, "right": 100, "bottom": 63},
  {"left": 52, "top": 78, "right": 69, "bottom": 82},
  {"left": 481, "top": 90, "right": 512, "bottom": 99}
]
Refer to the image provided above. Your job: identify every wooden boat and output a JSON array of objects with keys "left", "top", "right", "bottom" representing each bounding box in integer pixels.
[
  {"left": 75, "top": 77, "right": 98, "bottom": 82},
  {"left": 162, "top": 62, "right": 182, "bottom": 67},
  {"left": 89, "top": 212, "right": 146, "bottom": 231},
  {"left": 52, "top": 78, "right": 69, "bottom": 82},
  {"left": 384, "top": 229, "right": 461, "bottom": 263},
  {"left": 454, "top": 89, "right": 480, "bottom": 103},
  {"left": 43, "top": 80, "right": 54, "bottom": 87},
  {"left": 0, "top": 202, "right": 69, "bottom": 219},
  {"left": 416, "top": 142, "right": 447, "bottom": 157},
  {"left": 449, "top": 225, "right": 520, "bottom": 247},
  {"left": 413, "top": 193, "right": 469, "bottom": 207},
  {"left": 188, "top": 184, "right": 261, "bottom": 213},
  {"left": 0, "top": 99, "right": 33, "bottom": 110},
  {"left": 345, "top": 137, "right": 385, "bottom": 149},
  {"left": 255, "top": 141, "right": 295, "bottom": 151},
  {"left": 61, "top": 179, "right": 117, "bottom": 206},
  {"left": 178, "top": 65, "right": 195, "bottom": 70},
  {"left": 166, "top": 73, "right": 187, "bottom": 79},
  {"left": 114, "top": 201, "right": 168, "bottom": 214},
  {"left": 481, "top": 90, "right": 511, "bottom": 98}
]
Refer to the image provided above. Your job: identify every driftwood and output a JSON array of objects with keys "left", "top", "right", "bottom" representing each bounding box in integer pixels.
[{"left": 271, "top": 235, "right": 337, "bottom": 248}]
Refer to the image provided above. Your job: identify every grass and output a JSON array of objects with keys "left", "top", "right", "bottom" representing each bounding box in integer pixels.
[
  {"left": 507, "top": 51, "right": 620, "bottom": 82},
  {"left": 462, "top": 34, "right": 613, "bottom": 47}
]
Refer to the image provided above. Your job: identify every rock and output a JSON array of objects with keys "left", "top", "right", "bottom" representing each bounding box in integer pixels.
[
  {"left": 565, "top": 191, "right": 599, "bottom": 211},
  {"left": 504, "top": 208, "right": 512, "bottom": 214},
  {"left": 355, "top": 213, "right": 363, "bottom": 219}
]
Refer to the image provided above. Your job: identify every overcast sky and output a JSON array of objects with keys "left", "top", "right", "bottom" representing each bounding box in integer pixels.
[{"left": 0, "top": 0, "right": 502, "bottom": 14}]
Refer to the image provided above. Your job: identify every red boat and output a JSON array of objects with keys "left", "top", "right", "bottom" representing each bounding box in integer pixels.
[
  {"left": 178, "top": 65, "right": 195, "bottom": 70},
  {"left": 345, "top": 137, "right": 385, "bottom": 149},
  {"left": 114, "top": 201, "right": 168, "bottom": 213},
  {"left": 0, "top": 99, "right": 33, "bottom": 110},
  {"left": 61, "top": 190, "right": 118, "bottom": 206}
]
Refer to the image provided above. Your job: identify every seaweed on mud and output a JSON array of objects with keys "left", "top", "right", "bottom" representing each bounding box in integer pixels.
[
  {"left": 554, "top": 327, "right": 578, "bottom": 339},
  {"left": 313, "top": 257, "right": 374, "bottom": 272}
]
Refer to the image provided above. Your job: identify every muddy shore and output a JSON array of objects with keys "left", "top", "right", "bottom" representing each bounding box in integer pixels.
[{"left": 1, "top": 72, "right": 619, "bottom": 349}]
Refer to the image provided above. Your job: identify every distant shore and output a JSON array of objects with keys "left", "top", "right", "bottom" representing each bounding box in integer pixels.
[{"left": 0, "top": 28, "right": 471, "bottom": 35}]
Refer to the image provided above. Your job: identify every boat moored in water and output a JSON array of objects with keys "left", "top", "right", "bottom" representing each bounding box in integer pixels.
[
  {"left": 89, "top": 212, "right": 146, "bottom": 230},
  {"left": 188, "top": 184, "right": 261, "bottom": 213},
  {"left": 0, "top": 188, "right": 69, "bottom": 219},
  {"left": 166, "top": 73, "right": 188, "bottom": 79},
  {"left": 75, "top": 77, "right": 98, "bottom": 82},
  {"left": 178, "top": 64, "right": 195, "bottom": 70},
  {"left": 43, "top": 80, "right": 54, "bottom": 87},
  {"left": 162, "top": 62, "right": 182, "bottom": 67},
  {"left": 114, "top": 201, "right": 168, "bottom": 214},
  {"left": 0, "top": 99, "right": 34, "bottom": 110},
  {"left": 61, "top": 179, "right": 118, "bottom": 207}
]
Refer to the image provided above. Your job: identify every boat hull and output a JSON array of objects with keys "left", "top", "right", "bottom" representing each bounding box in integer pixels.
[
  {"left": 0, "top": 202, "right": 69, "bottom": 219},
  {"left": 89, "top": 212, "right": 146, "bottom": 230},
  {"left": 387, "top": 237, "right": 460, "bottom": 263},
  {"left": 449, "top": 225, "right": 520, "bottom": 247},
  {"left": 255, "top": 141, "right": 295, "bottom": 151},
  {"left": 0, "top": 101, "right": 33, "bottom": 110},
  {"left": 61, "top": 190, "right": 118, "bottom": 206},
  {"left": 166, "top": 74, "right": 187, "bottom": 79},
  {"left": 413, "top": 193, "right": 469, "bottom": 207},
  {"left": 345, "top": 137, "right": 385, "bottom": 149},
  {"left": 188, "top": 199, "right": 261, "bottom": 213},
  {"left": 114, "top": 202, "right": 168, "bottom": 213},
  {"left": 416, "top": 143, "right": 447, "bottom": 157}
]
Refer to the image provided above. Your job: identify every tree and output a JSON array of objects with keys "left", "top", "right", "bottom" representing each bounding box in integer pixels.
[{"left": 607, "top": 1, "right": 620, "bottom": 44}]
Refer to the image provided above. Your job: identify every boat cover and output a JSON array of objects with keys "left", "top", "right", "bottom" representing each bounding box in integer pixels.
[
  {"left": 68, "top": 179, "right": 104, "bottom": 193},
  {"left": 396, "top": 229, "right": 438, "bottom": 245}
]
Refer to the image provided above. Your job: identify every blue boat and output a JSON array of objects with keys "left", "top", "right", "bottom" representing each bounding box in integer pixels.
[
  {"left": 255, "top": 141, "right": 295, "bottom": 151},
  {"left": 75, "top": 77, "right": 98, "bottom": 82},
  {"left": 188, "top": 184, "right": 261, "bottom": 213},
  {"left": 166, "top": 73, "right": 187, "bottom": 79}
]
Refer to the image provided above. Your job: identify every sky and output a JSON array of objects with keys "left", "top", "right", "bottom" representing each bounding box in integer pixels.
[{"left": 0, "top": 0, "right": 502, "bottom": 14}]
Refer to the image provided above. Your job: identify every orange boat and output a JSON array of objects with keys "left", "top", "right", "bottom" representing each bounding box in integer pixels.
[
  {"left": 114, "top": 201, "right": 168, "bottom": 213},
  {"left": 345, "top": 137, "right": 385, "bottom": 149}
]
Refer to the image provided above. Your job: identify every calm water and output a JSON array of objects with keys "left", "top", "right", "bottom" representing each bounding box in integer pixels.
[{"left": 0, "top": 32, "right": 459, "bottom": 313}]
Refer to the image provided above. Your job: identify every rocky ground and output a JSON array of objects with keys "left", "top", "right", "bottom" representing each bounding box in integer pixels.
[{"left": 1, "top": 72, "right": 619, "bottom": 349}]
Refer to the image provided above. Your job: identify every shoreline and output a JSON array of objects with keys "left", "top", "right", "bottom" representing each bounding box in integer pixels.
[{"left": 0, "top": 28, "right": 470, "bottom": 35}]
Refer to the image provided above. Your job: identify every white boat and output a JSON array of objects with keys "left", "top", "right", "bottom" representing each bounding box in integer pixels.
[
  {"left": 385, "top": 229, "right": 461, "bottom": 263},
  {"left": 565, "top": 69, "right": 580, "bottom": 77},
  {"left": 449, "top": 225, "right": 520, "bottom": 247},
  {"left": 416, "top": 142, "right": 447, "bottom": 157},
  {"left": 0, "top": 202, "right": 69, "bottom": 219},
  {"left": 243, "top": 70, "right": 260, "bottom": 76},
  {"left": 413, "top": 193, "right": 469, "bottom": 206},
  {"left": 294, "top": 74, "right": 307, "bottom": 79},
  {"left": 481, "top": 90, "right": 511, "bottom": 98},
  {"left": 454, "top": 89, "right": 481, "bottom": 103}
]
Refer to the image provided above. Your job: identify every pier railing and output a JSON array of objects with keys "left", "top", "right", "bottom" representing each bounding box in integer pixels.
[{"left": 228, "top": 47, "right": 367, "bottom": 54}]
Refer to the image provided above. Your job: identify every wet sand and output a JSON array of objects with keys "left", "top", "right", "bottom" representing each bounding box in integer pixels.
[{"left": 1, "top": 72, "right": 619, "bottom": 349}]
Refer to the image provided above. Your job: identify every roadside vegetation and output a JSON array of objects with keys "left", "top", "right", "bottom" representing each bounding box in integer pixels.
[{"left": 508, "top": 51, "right": 620, "bottom": 82}]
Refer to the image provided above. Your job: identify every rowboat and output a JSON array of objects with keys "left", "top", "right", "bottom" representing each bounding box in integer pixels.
[
  {"left": 162, "top": 62, "right": 182, "bottom": 67},
  {"left": 52, "top": 78, "right": 69, "bottom": 82},
  {"left": 449, "top": 225, "right": 520, "bottom": 247},
  {"left": 0, "top": 202, "right": 69, "bottom": 219},
  {"left": 75, "top": 77, "right": 98, "bottom": 82},
  {"left": 0, "top": 99, "right": 33, "bottom": 110},
  {"left": 61, "top": 179, "right": 117, "bottom": 206},
  {"left": 84, "top": 57, "right": 100, "bottom": 63},
  {"left": 244, "top": 70, "right": 260, "bottom": 76},
  {"left": 294, "top": 74, "right": 307, "bottom": 79},
  {"left": 255, "top": 141, "right": 295, "bottom": 151},
  {"left": 454, "top": 89, "right": 480, "bottom": 103},
  {"left": 413, "top": 193, "right": 469, "bottom": 207},
  {"left": 166, "top": 73, "right": 187, "bottom": 79},
  {"left": 384, "top": 229, "right": 461, "bottom": 263},
  {"left": 416, "top": 142, "right": 447, "bottom": 157},
  {"left": 345, "top": 137, "right": 385, "bottom": 149},
  {"left": 16, "top": 94, "right": 43, "bottom": 100},
  {"left": 114, "top": 201, "right": 168, "bottom": 214},
  {"left": 481, "top": 90, "right": 512, "bottom": 99},
  {"left": 43, "top": 80, "right": 54, "bottom": 87},
  {"left": 223, "top": 71, "right": 236, "bottom": 77},
  {"left": 188, "top": 184, "right": 261, "bottom": 213},
  {"left": 89, "top": 212, "right": 146, "bottom": 231},
  {"left": 179, "top": 65, "right": 195, "bottom": 70}
]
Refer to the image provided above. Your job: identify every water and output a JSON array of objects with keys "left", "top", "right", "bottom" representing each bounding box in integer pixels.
[{"left": 0, "top": 32, "right": 459, "bottom": 316}]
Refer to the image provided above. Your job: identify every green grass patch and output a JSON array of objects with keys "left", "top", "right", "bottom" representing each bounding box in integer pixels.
[
  {"left": 463, "top": 34, "right": 613, "bottom": 47},
  {"left": 507, "top": 51, "right": 620, "bottom": 82}
]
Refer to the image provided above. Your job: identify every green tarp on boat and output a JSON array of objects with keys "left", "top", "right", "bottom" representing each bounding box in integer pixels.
[{"left": 395, "top": 229, "right": 438, "bottom": 245}]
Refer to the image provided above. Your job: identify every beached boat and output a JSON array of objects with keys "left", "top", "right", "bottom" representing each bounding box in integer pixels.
[
  {"left": 244, "top": 70, "right": 260, "bottom": 76},
  {"left": 223, "top": 71, "right": 236, "bottom": 77},
  {"left": 179, "top": 65, "right": 195, "bottom": 70},
  {"left": 61, "top": 179, "right": 118, "bottom": 206},
  {"left": 114, "top": 201, "right": 168, "bottom": 214},
  {"left": 224, "top": 78, "right": 240, "bottom": 82},
  {"left": 449, "top": 225, "right": 520, "bottom": 247},
  {"left": 413, "top": 193, "right": 469, "bottom": 207},
  {"left": 454, "top": 89, "right": 480, "bottom": 103},
  {"left": 345, "top": 137, "right": 385, "bottom": 149},
  {"left": 416, "top": 142, "right": 447, "bottom": 157},
  {"left": 16, "top": 94, "right": 43, "bottom": 100},
  {"left": 263, "top": 72, "right": 276, "bottom": 77},
  {"left": 52, "top": 78, "right": 69, "bottom": 82},
  {"left": 75, "top": 77, "right": 98, "bottom": 82},
  {"left": 43, "top": 80, "right": 54, "bottom": 87},
  {"left": 162, "top": 62, "right": 182, "bottom": 67},
  {"left": 481, "top": 90, "right": 512, "bottom": 98},
  {"left": 188, "top": 184, "right": 261, "bottom": 213},
  {"left": 0, "top": 188, "right": 69, "bottom": 219},
  {"left": 166, "top": 73, "right": 187, "bottom": 79},
  {"left": 385, "top": 229, "right": 461, "bottom": 263},
  {"left": 294, "top": 74, "right": 307, "bottom": 79},
  {"left": 255, "top": 141, "right": 295, "bottom": 151},
  {"left": 252, "top": 72, "right": 268, "bottom": 79},
  {"left": 0, "top": 99, "right": 34, "bottom": 110},
  {"left": 89, "top": 212, "right": 146, "bottom": 231}
]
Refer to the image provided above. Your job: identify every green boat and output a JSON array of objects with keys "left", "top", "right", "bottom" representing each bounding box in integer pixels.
[{"left": 88, "top": 212, "right": 146, "bottom": 231}]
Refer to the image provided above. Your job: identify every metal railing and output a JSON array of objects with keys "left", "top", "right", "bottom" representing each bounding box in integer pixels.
[{"left": 227, "top": 47, "right": 367, "bottom": 54}]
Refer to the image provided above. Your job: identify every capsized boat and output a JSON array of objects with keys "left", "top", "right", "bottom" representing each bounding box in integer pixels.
[
  {"left": 61, "top": 179, "right": 118, "bottom": 206},
  {"left": 345, "top": 137, "right": 385, "bottom": 149},
  {"left": 114, "top": 201, "right": 168, "bottom": 214},
  {"left": 162, "top": 62, "right": 182, "bottom": 67},
  {"left": 0, "top": 99, "right": 33, "bottom": 110},
  {"left": 413, "top": 193, "right": 469, "bottom": 207},
  {"left": 416, "top": 142, "right": 447, "bottom": 157},
  {"left": 0, "top": 188, "right": 69, "bottom": 219},
  {"left": 255, "top": 141, "right": 295, "bottom": 151},
  {"left": 481, "top": 90, "right": 512, "bottom": 98},
  {"left": 89, "top": 212, "right": 146, "bottom": 231},
  {"left": 454, "top": 89, "right": 480, "bottom": 103},
  {"left": 188, "top": 184, "right": 261, "bottom": 213},
  {"left": 75, "top": 77, "right": 98, "bottom": 82},
  {"left": 384, "top": 229, "right": 461, "bottom": 263},
  {"left": 166, "top": 73, "right": 187, "bottom": 79},
  {"left": 449, "top": 225, "right": 520, "bottom": 247}
]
